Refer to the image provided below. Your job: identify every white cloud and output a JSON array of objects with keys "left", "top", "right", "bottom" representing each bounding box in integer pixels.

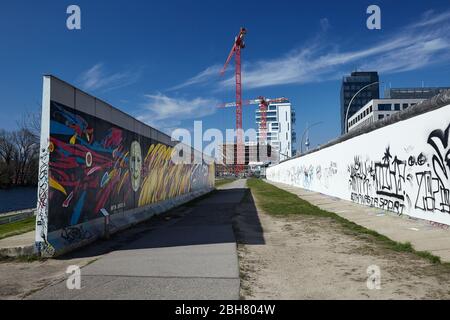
[
  {"left": 168, "top": 65, "right": 222, "bottom": 91},
  {"left": 173, "top": 10, "right": 450, "bottom": 91},
  {"left": 78, "top": 63, "right": 141, "bottom": 92},
  {"left": 413, "top": 10, "right": 450, "bottom": 28},
  {"left": 136, "top": 93, "right": 219, "bottom": 130},
  {"left": 359, "top": 38, "right": 450, "bottom": 73}
]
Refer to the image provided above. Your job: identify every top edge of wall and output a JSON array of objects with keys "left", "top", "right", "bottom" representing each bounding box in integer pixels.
[
  {"left": 44, "top": 75, "right": 213, "bottom": 162},
  {"left": 44, "top": 75, "right": 172, "bottom": 141},
  {"left": 277, "top": 89, "right": 450, "bottom": 165}
]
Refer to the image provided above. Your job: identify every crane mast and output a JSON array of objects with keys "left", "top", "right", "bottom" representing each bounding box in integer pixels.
[{"left": 220, "top": 27, "right": 247, "bottom": 174}]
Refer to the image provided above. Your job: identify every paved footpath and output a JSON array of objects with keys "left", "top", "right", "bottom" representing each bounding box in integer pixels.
[
  {"left": 266, "top": 180, "right": 450, "bottom": 263},
  {"left": 29, "top": 180, "right": 247, "bottom": 300},
  {"left": 0, "top": 231, "right": 35, "bottom": 257},
  {"left": 0, "top": 212, "right": 36, "bottom": 257}
]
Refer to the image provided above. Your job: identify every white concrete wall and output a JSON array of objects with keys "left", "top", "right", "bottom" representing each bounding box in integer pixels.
[{"left": 267, "top": 103, "right": 450, "bottom": 225}]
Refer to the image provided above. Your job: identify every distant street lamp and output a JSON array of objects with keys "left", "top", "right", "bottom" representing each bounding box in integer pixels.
[
  {"left": 300, "top": 121, "right": 323, "bottom": 154},
  {"left": 305, "top": 137, "right": 310, "bottom": 151},
  {"left": 344, "top": 81, "right": 379, "bottom": 134}
]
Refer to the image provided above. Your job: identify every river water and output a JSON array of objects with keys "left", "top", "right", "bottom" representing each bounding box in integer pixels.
[{"left": 0, "top": 187, "right": 37, "bottom": 214}]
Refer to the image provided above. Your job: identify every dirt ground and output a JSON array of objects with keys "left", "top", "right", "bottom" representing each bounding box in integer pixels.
[
  {"left": 234, "top": 191, "right": 450, "bottom": 300},
  {"left": 0, "top": 256, "right": 97, "bottom": 299}
]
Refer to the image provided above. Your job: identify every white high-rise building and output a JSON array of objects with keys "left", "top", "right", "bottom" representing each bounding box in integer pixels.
[{"left": 255, "top": 101, "right": 296, "bottom": 162}]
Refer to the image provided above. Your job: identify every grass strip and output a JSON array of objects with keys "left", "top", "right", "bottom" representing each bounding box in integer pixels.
[
  {"left": 247, "top": 178, "right": 446, "bottom": 266},
  {"left": 0, "top": 216, "right": 35, "bottom": 240}
]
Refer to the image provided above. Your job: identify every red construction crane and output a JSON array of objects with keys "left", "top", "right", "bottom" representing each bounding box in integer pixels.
[
  {"left": 220, "top": 27, "right": 247, "bottom": 174},
  {"left": 219, "top": 97, "right": 289, "bottom": 144}
]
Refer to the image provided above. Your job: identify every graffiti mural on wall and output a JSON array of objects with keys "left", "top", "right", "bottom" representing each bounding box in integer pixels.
[
  {"left": 415, "top": 124, "right": 450, "bottom": 214},
  {"left": 323, "top": 162, "right": 338, "bottom": 189},
  {"left": 266, "top": 101, "right": 450, "bottom": 226},
  {"left": 36, "top": 144, "right": 55, "bottom": 255},
  {"left": 47, "top": 101, "right": 214, "bottom": 238},
  {"left": 302, "top": 165, "right": 314, "bottom": 188},
  {"left": 282, "top": 161, "right": 338, "bottom": 190},
  {"left": 374, "top": 147, "right": 407, "bottom": 201},
  {"left": 315, "top": 165, "right": 322, "bottom": 181},
  {"left": 285, "top": 166, "right": 301, "bottom": 186},
  {"left": 348, "top": 156, "right": 375, "bottom": 198},
  {"left": 348, "top": 124, "right": 450, "bottom": 217},
  {"left": 348, "top": 151, "right": 407, "bottom": 215}
]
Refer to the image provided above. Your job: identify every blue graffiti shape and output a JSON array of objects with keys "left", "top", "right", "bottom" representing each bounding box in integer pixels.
[{"left": 71, "top": 190, "right": 86, "bottom": 226}]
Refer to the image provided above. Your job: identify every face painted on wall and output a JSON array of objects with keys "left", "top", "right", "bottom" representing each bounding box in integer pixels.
[{"left": 130, "top": 141, "right": 142, "bottom": 192}]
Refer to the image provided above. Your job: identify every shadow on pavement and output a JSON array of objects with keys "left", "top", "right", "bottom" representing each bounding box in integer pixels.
[
  {"left": 232, "top": 189, "right": 266, "bottom": 245},
  {"left": 55, "top": 187, "right": 264, "bottom": 260}
]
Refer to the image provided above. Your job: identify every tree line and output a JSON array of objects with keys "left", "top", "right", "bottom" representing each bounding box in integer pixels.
[{"left": 0, "top": 112, "right": 40, "bottom": 189}]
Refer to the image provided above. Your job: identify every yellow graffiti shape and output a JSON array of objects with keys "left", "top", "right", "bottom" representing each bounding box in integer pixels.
[
  {"left": 138, "top": 144, "right": 193, "bottom": 207},
  {"left": 137, "top": 143, "right": 214, "bottom": 208},
  {"left": 70, "top": 134, "right": 77, "bottom": 145},
  {"left": 50, "top": 177, "right": 67, "bottom": 196}
]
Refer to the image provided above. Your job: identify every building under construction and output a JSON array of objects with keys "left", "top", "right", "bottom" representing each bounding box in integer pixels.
[{"left": 215, "top": 142, "right": 279, "bottom": 176}]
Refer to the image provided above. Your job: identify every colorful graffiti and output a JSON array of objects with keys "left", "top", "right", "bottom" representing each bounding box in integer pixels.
[{"left": 47, "top": 101, "right": 214, "bottom": 233}]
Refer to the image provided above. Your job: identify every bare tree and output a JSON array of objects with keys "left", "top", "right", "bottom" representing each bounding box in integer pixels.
[
  {"left": 0, "top": 107, "right": 41, "bottom": 188},
  {"left": 0, "top": 130, "right": 15, "bottom": 186},
  {"left": 12, "top": 128, "right": 39, "bottom": 185},
  {"left": 0, "top": 130, "right": 15, "bottom": 165},
  {"left": 17, "top": 107, "right": 41, "bottom": 143}
]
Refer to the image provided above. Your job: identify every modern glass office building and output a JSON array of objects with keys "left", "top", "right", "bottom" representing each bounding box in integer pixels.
[{"left": 340, "top": 71, "right": 379, "bottom": 134}]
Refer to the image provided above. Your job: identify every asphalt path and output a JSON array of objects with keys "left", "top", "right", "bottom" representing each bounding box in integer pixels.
[{"left": 29, "top": 180, "right": 247, "bottom": 300}]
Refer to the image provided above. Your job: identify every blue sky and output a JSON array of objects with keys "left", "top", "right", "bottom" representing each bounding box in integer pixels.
[{"left": 1, "top": 0, "right": 450, "bottom": 150}]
